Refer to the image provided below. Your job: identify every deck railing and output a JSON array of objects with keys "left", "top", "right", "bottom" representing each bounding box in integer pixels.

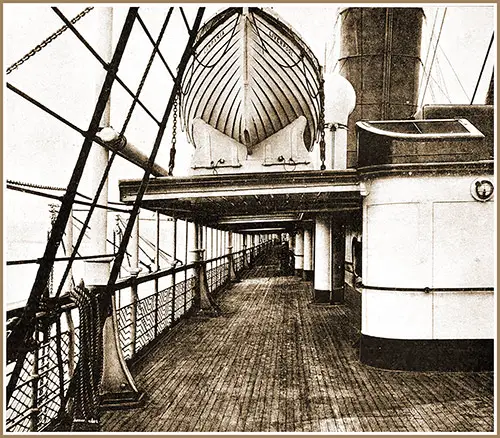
[{"left": 5, "top": 241, "right": 272, "bottom": 432}]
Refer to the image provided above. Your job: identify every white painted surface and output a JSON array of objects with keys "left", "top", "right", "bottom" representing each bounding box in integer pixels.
[
  {"left": 323, "top": 73, "right": 356, "bottom": 170},
  {"left": 303, "top": 228, "right": 313, "bottom": 271},
  {"left": 314, "top": 215, "right": 331, "bottom": 291},
  {"left": 84, "top": 7, "right": 113, "bottom": 286},
  {"left": 362, "top": 173, "right": 494, "bottom": 340},
  {"left": 365, "top": 203, "right": 428, "bottom": 287},
  {"left": 433, "top": 201, "right": 494, "bottom": 288},
  {"left": 362, "top": 289, "right": 494, "bottom": 339},
  {"left": 363, "top": 174, "right": 494, "bottom": 289},
  {"left": 433, "top": 291, "right": 494, "bottom": 339},
  {"left": 362, "top": 289, "right": 433, "bottom": 339},
  {"left": 294, "top": 229, "right": 304, "bottom": 270}
]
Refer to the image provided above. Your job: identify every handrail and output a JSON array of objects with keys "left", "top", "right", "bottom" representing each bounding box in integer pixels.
[
  {"left": 5, "top": 238, "right": 273, "bottom": 432},
  {"left": 6, "top": 243, "right": 268, "bottom": 319}
]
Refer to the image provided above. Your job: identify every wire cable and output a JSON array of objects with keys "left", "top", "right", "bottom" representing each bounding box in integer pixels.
[
  {"left": 471, "top": 31, "right": 494, "bottom": 104},
  {"left": 418, "top": 7, "right": 447, "bottom": 107}
]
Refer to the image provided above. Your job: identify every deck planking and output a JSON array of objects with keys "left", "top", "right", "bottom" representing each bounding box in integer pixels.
[{"left": 100, "top": 252, "right": 494, "bottom": 432}]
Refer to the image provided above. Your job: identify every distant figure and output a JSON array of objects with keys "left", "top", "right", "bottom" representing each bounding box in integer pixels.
[{"left": 279, "top": 241, "right": 293, "bottom": 276}]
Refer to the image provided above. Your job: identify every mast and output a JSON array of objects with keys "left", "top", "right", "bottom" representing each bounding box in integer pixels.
[{"left": 84, "top": 6, "right": 113, "bottom": 285}]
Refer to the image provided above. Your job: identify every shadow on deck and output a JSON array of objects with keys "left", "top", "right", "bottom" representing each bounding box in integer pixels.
[{"left": 101, "top": 250, "right": 494, "bottom": 432}]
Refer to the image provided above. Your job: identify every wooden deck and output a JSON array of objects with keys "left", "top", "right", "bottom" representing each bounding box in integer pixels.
[{"left": 101, "top": 251, "right": 494, "bottom": 432}]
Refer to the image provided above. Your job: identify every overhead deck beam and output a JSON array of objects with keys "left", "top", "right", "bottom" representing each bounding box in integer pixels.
[{"left": 119, "top": 170, "right": 363, "bottom": 230}]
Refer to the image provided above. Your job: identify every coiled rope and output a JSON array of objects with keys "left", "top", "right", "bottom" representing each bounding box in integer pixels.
[{"left": 69, "top": 282, "right": 102, "bottom": 430}]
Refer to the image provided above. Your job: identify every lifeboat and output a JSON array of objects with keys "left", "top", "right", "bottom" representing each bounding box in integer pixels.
[{"left": 180, "top": 7, "right": 323, "bottom": 155}]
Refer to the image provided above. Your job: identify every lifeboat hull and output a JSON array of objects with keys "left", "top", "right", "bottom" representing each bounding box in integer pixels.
[{"left": 180, "top": 7, "right": 323, "bottom": 152}]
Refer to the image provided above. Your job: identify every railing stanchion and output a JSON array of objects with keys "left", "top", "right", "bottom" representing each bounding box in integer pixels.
[
  {"left": 154, "top": 211, "right": 160, "bottom": 338},
  {"left": 171, "top": 272, "right": 176, "bottom": 325},
  {"left": 130, "top": 282, "right": 138, "bottom": 358},
  {"left": 154, "top": 279, "right": 159, "bottom": 338}
]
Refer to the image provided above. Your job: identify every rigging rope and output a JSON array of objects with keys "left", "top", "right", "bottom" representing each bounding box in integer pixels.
[
  {"left": 6, "top": 7, "right": 94, "bottom": 75},
  {"left": 418, "top": 7, "right": 439, "bottom": 100},
  {"left": 434, "top": 56, "right": 452, "bottom": 103},
  {"left": 117, "top": 215, "right": 179, "bottom": 266},
  {"left": 250, "top": 12, "right": 304, "bottom": 70},
  {"left": 418, "top": 7, "right": 447, "bottom": 107},
  {"left": 119, "top": 13, "right": 170, "bottom": 137},
  {"left": 192, "top": 13, "right": 240, "bottom": 70},
  {"left": 471, "top": 31, "right": 494, "bottom": 104},
  {"left": 438, "top": 45, "right": 471, "bottom": 101},
  {"left": 180, "top": 13, "right": 240, "bottom": 102},
  {"left": 53, "top": 8, "right": 166, "bottom": 299},
  {"left": 418, "top": 59, "right": 453, "bottom": 104},
  {"left": 69, "top": 282, "right": 102, "bottom": 429},
  {"left": 326, "top": 10, "right": 342, "bottom": 73}
]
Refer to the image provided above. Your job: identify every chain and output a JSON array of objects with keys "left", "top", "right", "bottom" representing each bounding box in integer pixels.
[
  {"left": 168, "top": 92, "right": 178, "bottom": 176},
  {"left": 6, "top": 7, "right": 94, "bottom": 75},
  {"left": 318, "top": 76, "right": 326, "bottom": 171}
]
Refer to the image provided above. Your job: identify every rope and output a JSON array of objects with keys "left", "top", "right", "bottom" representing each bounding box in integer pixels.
[
  {"left": 418, "top": 59, "right": 452, "bottom": 104},
  {"left": 326, "top": 11, "right": 341, "bottom": 73},
  {"left": 418, "top": 8, "right": 447, "bottom": 107},
  {"left": 301, "top": 55, "right": 321, "bottom": 100},
  {"left": 6, "top": 179, "right": 126, "bottom": 206},
  {"left": 6, "top": 7, "right": 94, "bottom": 75},
  {"left": 117, "top": 216, "right": 169, "bottom": 268},
  {"left": 438, "top": 45, "right": 470, "bottom": 101},
  {"left": 54, "top": 8, "right": 150, "bottom": 299},
  {"left": 418, "top": 7, "right": 439, "bottom": 100},
  {"left": 69, "top": 282, "right": 102, "bottom": 427},
  {"left": 119, "top": 12, "right": 171, "bottom": 137},
  {"left": 192, "top": 13, "right": 240, "bottom": 70},
  {"left": 180, "top": 13, "right": 240, "bottom": 101},
  {"left": 471, "top": 31, "right": 494, "bottom": 104},
  {"left": 250, "top": 12, "right": 304, "bottom": 70},
  {"left": 434, "top": 56, "right": 451, "bottom": 103}
]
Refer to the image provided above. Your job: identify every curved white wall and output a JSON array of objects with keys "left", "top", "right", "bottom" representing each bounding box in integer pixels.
[{"left": 362, "top": 173, "right": 494, "bottom": 340}]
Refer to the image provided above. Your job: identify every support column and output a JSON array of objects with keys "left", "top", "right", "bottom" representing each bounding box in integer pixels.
[
  {"left": 242, "top": 234, "right": 249, "bottom": 268},
  {"left": 313, "top": 215, "right": 332, "bottom": 303},
  {"left": 303, "top": 226, "right": 314, "bottom": 281},
  {"left": 191, "top": 224, "right": 218, "bottom": 316},
  {"left": 128, "top": 218, "right": 141, "bottom": 357},
  {"left": 79, "top": 7, "right": 141, "bottom": 419},
  {"left": 250, "top": 234, "right": 256, "bottom": 264},
  {"left": 187, "top": 221, "right": 197, "bottom": 263},
  {"left": 227, "top": 231, "right": 238, "bottom": 281},
  {"left": 331, "top": 218, "right": 346, "bottom": 303},
  {"left": 294, "top": 229, "right": 304, "bottom": 277},
  {"left": 99, "top": 215, "right": 143, "bottom": 411}
]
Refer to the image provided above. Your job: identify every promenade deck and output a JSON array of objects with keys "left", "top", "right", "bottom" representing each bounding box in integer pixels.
[{"left": 101, "top": 252, "right": 494, "bottom": 432}]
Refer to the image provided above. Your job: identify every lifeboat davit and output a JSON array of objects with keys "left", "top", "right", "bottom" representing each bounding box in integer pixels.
[{"left": 180, "top": 7, "right": 323, "bottom": 154}]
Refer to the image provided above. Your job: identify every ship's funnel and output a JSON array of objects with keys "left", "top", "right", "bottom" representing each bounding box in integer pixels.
[{"left": 338, "top": 7, "right": 424, "bottom": 167}]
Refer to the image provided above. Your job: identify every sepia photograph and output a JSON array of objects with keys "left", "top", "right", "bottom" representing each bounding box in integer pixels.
[{"left": 4, "top": 3, "right": 495, "bottom": 433}]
